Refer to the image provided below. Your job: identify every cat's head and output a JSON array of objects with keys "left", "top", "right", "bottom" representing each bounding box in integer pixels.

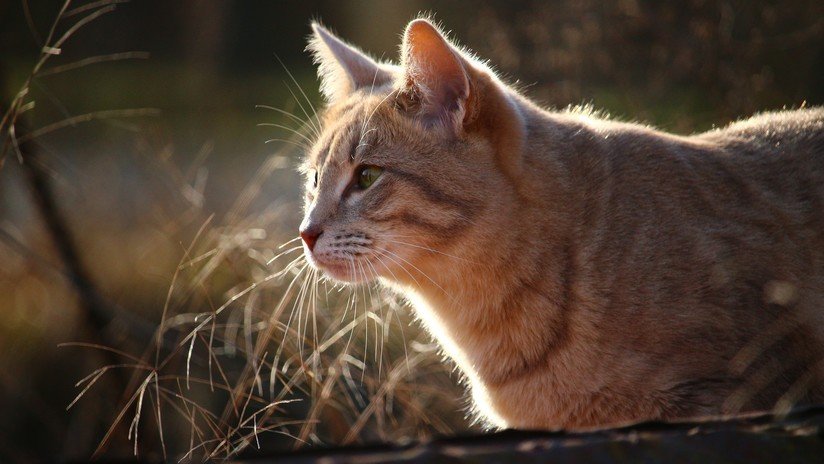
[{"left": 298, "top": 19, "right": 525, "bottom": 285}]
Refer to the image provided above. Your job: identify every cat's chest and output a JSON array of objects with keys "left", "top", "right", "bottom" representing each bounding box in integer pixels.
[
  {"left": 404, "top": 289, "right": 608, "bottom": 428},
  {"left": 405, "top": 291, "right": 479, "bottom": 369}
]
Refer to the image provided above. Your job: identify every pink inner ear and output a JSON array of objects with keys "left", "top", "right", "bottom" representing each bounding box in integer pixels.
[{"left": 403, "top": 20, "right": 469, "bottom": 120}]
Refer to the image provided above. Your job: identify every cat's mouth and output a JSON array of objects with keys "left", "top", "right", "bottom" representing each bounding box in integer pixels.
[{"left": 303, "top": 250, "right": 376, "bottom": 284}]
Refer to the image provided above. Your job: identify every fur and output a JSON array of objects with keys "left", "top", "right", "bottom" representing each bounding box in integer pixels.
[{"left": 298, "top": 19, "right": 824, "bottom": 430}]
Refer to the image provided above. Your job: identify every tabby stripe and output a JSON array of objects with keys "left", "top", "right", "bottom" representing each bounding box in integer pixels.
[
  {"left": 317, "top": 128, "right": 348, "bottom": 167},
  {"left": 313, "top": 146, "right": 330, "bottom": 166},
  {"left": 485, "top": 245, "right": 574, "bottom": 386},
  {"left": 366, "top": 209, "right": 469, "bottom": 235},
  {"left": 315, "top": 105, "right": 364, "bottom": 167},
  {"left": 334, "top": 99, "right": 362, "bottom": 118},
  {"left": 386, "top": 167, "right": 476, "bottom": 218}
]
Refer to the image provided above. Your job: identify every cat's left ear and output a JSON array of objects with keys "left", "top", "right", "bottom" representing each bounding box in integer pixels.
[
  {"left": 399, "top": 19, "right": 471, "bottom": 133},
  {"left": 308, "top": 22, "right": 395, "bottom": 103}
]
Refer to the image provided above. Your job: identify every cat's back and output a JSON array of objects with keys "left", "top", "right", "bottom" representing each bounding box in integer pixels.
[
  {"left": 688, "top": 107, "right": 824, "bottom": 232},
  {"left": 700, "top": 107, "right": 824, "bottom": 154},
  {"left": 571, "top": 106, "right": 824, "bottom": 282},
  {"left": 560, "top": 107, "right": 824, "bottom": 223},
  {"left": 547, "top": 107, "right": 824, "bottom": 420},
  {"left": 693, "top": 107, "right": 824, "bottom": 183}
]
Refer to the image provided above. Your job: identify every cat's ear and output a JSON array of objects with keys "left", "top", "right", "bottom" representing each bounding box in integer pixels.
[
  {"left": 399, "top": 19, "right": 470, "bottom": 132},
  {"left": 307, "top": 22, "right": 394, "bottom": 103}
]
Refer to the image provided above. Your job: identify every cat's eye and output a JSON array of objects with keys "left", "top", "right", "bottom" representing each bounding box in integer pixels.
[
  {"left": 357, "top": 165, "right": 382, "bottom": 189},
  {"left": 311, "top": 169, "right": 318, "bottom": 188}
]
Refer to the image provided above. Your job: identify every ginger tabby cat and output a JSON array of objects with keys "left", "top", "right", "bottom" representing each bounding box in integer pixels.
[{"left": 297, "top": 18, "right": 824, "bottom": 430}]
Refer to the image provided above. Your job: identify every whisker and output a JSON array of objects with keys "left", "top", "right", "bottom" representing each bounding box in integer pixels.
[
  {"left": 275, "top": 55, "right": 323, "bottom": 138},
  {"left": 383, "top": 236, "right": 476, "bottom": 264},
  {"left": 367, "top": 254, "right": 400, "bottom": 375},
  {"left": 343, "top": 258, "right": 360, "bottom": 357},
  {"left": 338, "top": 258, "right": 355, "bottom": 323},
  {"left": 358, "top": 89, "right": 398, "bottom": 147},
  {"left": 293, "top": 266, "right": 315, "bottom": 360},
  {"left": 370, "top": 247, "right": 431, "bottom": 373},
  {"left": 363, "top": 260, "right": 382, "bottom": 368},
  {"left": 269, "top": 254, "right": 307, "bottom": 279},
  {"left": 276, "top": 262, "right": 311, "bottom": 357},
  {"left": 374, "top": 246, "right": 449, "bottom": 298},
  {"left": 266, "top": 245, "right": 303, "bottom": 266},
  {"left": 358, "top": 62, "right": 384, "bottom": 139},
  {"left": 356, "top": 259, "right": 370, "bottom": 372},
  {"left": 257, "top": 123, "right": 316, "bottom": 146},
  {"left": 278, "top": 236, "right": 302, "bottom": 249},
  {"left": 363, "top": 257, "right": 385, "bottom": 376},
  {"left": 264, "top": 138, "right": 310, "bottom": 151},
  {"left": 256, "top": 104, "right": 321, "bottom": 141},
  {"left": 310, "top": 268, "right": 320, "bottom": 360},
  {"left": 372, "top": 248, "right": 423, "bottom": 291}
]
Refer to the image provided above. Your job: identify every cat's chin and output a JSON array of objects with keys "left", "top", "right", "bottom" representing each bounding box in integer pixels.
[{"left": 310, "top": 260, "right": 374, "bottom": 284}]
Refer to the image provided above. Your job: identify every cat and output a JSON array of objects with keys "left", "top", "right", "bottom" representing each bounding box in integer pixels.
[{"left": 297, "top": 18, "right": 824, "bottom": 430}]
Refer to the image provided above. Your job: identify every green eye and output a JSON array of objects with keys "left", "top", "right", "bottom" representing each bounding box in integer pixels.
[{"left": 357, "top": 165, "right": 382, "bottom": 189}]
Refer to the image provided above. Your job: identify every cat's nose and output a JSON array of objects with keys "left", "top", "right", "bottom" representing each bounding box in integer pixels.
[{"left": 299, "top": 226, "right": 322, "bottom": 252}]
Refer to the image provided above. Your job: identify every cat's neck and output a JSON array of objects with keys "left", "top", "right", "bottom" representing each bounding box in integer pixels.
[
  {"left": 409, "top": 244, "right": 574, "bottom": 385},
  {"left": 397, "top": 98, "right": 583, "bottom": 384}
]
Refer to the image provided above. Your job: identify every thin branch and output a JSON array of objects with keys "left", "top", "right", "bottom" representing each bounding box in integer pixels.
[
  {"left": 17, "top": 108, "right": 161, "bottom": 143},
  {"left": 39, "top": 51, "right": 150, "bottom": 76}
]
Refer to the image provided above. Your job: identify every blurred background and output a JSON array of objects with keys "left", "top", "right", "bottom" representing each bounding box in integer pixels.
[{"left": 0, "top": 0, "right": 822, "bottom": 461}]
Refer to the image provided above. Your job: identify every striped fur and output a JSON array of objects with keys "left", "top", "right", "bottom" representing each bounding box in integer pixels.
[{"left": 300, "top": 19, "right": 824, "bottom": 430}]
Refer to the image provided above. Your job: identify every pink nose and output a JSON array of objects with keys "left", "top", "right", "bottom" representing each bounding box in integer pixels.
[{"left": 299, "top": 227, "right": 322, "bottom": 251}]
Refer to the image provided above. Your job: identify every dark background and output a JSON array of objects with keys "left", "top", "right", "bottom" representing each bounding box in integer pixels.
[{"left": 0, "top": 0, "right": 822, "bottom": 461}]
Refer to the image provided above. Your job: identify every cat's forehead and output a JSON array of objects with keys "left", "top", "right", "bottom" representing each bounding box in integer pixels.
[{"left": 309, "top": 92, "right": 395, "bottom": 168}]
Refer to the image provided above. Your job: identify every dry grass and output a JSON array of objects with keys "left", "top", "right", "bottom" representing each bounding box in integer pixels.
[
  {"left": 67, "top": 187, "right": 465, "bottom": 460},
  {"left": 1, "top": 2, "right": 468, "bottom": 461}
]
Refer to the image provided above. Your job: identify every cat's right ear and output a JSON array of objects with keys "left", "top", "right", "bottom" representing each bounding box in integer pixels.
[
  {"left": 307, "top": 23, "right": 394, "bottom": 103},
  {"left": 398, "top": 19, "right": 471, "bottom": 133}
]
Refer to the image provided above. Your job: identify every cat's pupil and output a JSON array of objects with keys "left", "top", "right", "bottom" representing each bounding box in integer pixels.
[{"left": 313, "top": 170, "right": 318, "bottom": 188}]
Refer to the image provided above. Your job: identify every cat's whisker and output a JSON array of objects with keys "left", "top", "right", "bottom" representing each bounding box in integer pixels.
[
  {"left": 358, "top": 64, "right": 384, "bottom": 140},
  {"left": 282, "top": 80, "right": 323, "bottom": 144},
  {"left": 256, "top": 105, "right": 322, "bottom": 141},
  {"left": 338, "top": 258, "right": 356, "bottom": 322},
  {"left": 263, "top": 138, "right": 311, "bottom": 151},
  {"left": 296, "top": 267, "right": 317, "bottom": 359},
  {"left": 371, "top": 248, "right": 425, "bottom": 294},
  {"left": 298, "top": 268, "right": 318, "bottom": 363},
  {"left": 356, "top": 259, "right": 370, "bottom": 370},
  {"left": 257, "top": 123, "right": 316, "bottom": 147},
  {"left": 275, "top": 55, "right": 324, "bottom": 137},
  {"left": 356, "top": 129, "right": 377, "bottom": 152},
  {"left": 343, "top": 258, "right": 360, "bottom": 356},
  {"left": 373, "top": 246, "right": 450, "bottom": 299},
  {"left": 274, "top": 261, "right": 311, "bottom": 365},
  {"left": 266, "top": 245, "right": 303, "bottom": 266},
  {"left": 268, "top": 254, "right": 307, "bottom": 279},
  {"left": 295, "top": 267, "right": 309, "bottom": 356},
  {"left": 311, "top": 268, "right": 321, "bottom": 359},
  {"left": 382, "top": 237, "right": 477, "bottom": 264},
  {"left": 280, "top": 262, "right": 312, "bottom": 356},
  {"left": 358, "top": 89, "right": 398, "bottom": 147},
  {"left": 278, "top": 236, "right": 303, "bottom": 249},
  {"left": 367, "top": 253, "right": 410, "bottom": 372},
  {"left": 303, "top": 267, "right": 319, "bottom": 369},
  {"left": 363, "top": 257, "right": 386, "bottom": 376}
]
